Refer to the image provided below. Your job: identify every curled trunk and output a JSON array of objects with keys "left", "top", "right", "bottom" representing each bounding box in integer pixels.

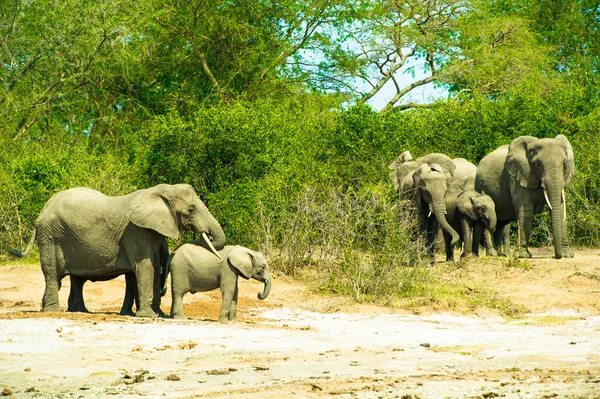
[
  {"left": 258, "top": 270, "right": 271, "bottom": 300},
  {"left": 433, "top": 201, "right": 460, "bottom": 245}
]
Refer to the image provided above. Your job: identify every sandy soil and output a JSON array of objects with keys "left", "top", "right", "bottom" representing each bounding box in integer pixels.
[{"left": 1, "top": 248, "right": 600, "bottom": 398}]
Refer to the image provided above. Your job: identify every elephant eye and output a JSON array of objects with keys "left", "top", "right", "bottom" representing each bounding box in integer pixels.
[{"left": 188, "top": 206, "right": 196, "bottom": 213}]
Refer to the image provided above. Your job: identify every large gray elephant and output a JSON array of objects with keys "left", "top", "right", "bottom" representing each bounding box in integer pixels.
[
  {"left": 12, "top": 184, "right": 226, "bottom": 317},
  {"left": 475, "top": 135, "right": 575, "bottom": 259},
  {"left": 169, "top": 243, "right": 271, "bottom": 322},
  {"left": 444, "top": 179, "right": 497, "bottom": 260}
]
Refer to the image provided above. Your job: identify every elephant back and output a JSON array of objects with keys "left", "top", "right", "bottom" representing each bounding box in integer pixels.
[{"left": 452, "top": 158, "right": 477, "bottom": 191}]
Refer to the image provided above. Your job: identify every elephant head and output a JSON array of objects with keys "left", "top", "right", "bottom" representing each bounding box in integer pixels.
[
  {"left": 505, "top": 134, "right": 575, "bottom": 258},
  {"left": 413, "top": 163, "right": 460, "bottom": 245},
  {"left": 127, "top": 184, "right": 226, "bottom": 256},
  {"left": 389, "top": 152, "right": 456, "bottom": 196},
  {"left": 228, "top": 246, "right": 271, "bottom": 300},
  {"left": 456, "top": 191, "right": 497, "bottom": 233}
]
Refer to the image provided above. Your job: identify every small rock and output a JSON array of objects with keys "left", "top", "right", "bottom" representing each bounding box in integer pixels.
[
  {"left": 25, "top": 387, "right": 37, "bottom": 393},
  {"left": 569, "top": 341, "right": 576, "bottom": 345},
  {"left": 206, "top": 369, "right": 229, "bottom": 375},
  {"left": 228, "top": 368, "right": 237, "bottom": 372},
  {"left": 166, "top": 374, "right": 180, "bottom": 381},
  {"left": 24, "top": 367, "right": 31, "bottom": 372},
  {"left": 135, "top": 374, "right": 144, "bottom": 383},
  {"left": 392, "top": 347, "right": 404, "bottom": 352},
  {"left": 56, "top": 327, "right": 63, "bottom": 333},
  {"left": 1, "top": 388, "right": 13, "bottom": 397},
  {"left": 482, "top": 392, "right": 500, "bottom": 398},
  {"left": 311, "top": 384, "right": 322, "bottom": 392},
  {"left": 253, "top": 365, "right": 270, "bottom": 371},
  {"left": 419, "top": 343, "right": 431, "bottom": 348}
]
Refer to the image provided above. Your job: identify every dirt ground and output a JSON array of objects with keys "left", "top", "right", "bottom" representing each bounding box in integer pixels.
[{"left": 2, "top": 248, "right": 600, "bottom": 398}]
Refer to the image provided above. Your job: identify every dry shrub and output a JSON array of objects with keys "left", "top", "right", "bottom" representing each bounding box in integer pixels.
[{"left": 257, "top": 184, "right": 431, "bottom": 303}]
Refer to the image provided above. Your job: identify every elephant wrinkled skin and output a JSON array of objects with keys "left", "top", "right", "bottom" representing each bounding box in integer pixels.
[
  {"left": 13, "top": 184, "right": 226, "bottom": 318},
  {"left": 475, "top": 135, "right": 575, "bottom": 259},
  {"left": 169, "top": 243, "right": 271, "bottom": 322}
]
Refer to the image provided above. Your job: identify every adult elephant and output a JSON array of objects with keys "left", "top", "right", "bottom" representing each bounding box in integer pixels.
[
  {"left": 12, "top": 184, "right": 225, "bottom": 317},
  {"left": 475, "top": 135, "right": 575, "bottom": 259}
]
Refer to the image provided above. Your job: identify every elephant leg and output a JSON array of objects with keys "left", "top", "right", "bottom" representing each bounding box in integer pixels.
[
  {"left": 134, "top": 259, "right": 157, "bottom": 318},
  {"left": 219, "top": 277, "right": 237, "bottom": 323},
  {"left": 40, "top": 241, "right": 63, "bottom": 312},
  {"left": 170, "top": 291, "right": 187, "bottom": 320},
  {"left": 516, "top": 207, "right": 533, "bottom": 258},
  {"left": 481, "top": 229, "right": 497, "bottom": 256},
  {"left": 119, "top": 273, "right": 137, "bottom": 316},
  {"left": 151, "top": 252, "right": 166, "bottom": 318},
  {"left": 460, "top": 217, "right": 473, "bottom": 258},
  {"left": 229, "top": 282, "right": 239, "bottom": 321},
  {"left": 560, "top": 217, "right": 574, "bottom": 258},
  {"left": 425, "top": 214, "right": 439, "bottom": 259},
  {"left": 67, "top": 276, "right": 89, "bottom": 313},
  {"left": 443, "top": 231, "right": 454, "bottom": 262}
]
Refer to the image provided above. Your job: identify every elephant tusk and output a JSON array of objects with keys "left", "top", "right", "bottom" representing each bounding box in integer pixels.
[
  {"left": 202, "top": 232, "right": 222, "bottom": 260},
  {"left": 428, "top": 209, "right": 432, "bottom": 218},
  {"left": 543, "top": 188, "right": 552, "bottom": 211},
  {"left": 562, "top": 188, "right": 566, "bottom": 221}
]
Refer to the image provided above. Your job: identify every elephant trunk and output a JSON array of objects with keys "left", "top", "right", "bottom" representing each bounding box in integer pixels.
[
  {"left": 195, "top": 210, "right": 226, "bottom": 253},
  {"left": 547, "top": 185, "right": 564, "bottom": 259},
  {"left": 432, "top": 200, "right": 460, "bottom": 246},
  {"left": 486, "top": 213, "right": 497, "bottom": 234},
  {"left": 257, "top": 270, "right": 271, "bottom": 300}
]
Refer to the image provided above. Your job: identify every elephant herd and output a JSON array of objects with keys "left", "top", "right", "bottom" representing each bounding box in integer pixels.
[
  {"left": 10, "top": 134, "right": 573, "bottom": 319},
  {"left": 12, "top": 184, "right": 270, "bottom": 321},
  {"left": 388, "top": 134, "right": 575, "bottom": 261}
]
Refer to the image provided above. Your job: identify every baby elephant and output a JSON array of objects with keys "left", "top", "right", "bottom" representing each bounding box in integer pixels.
[
  {"left": 445, "top": 179, "right": 497, "bottom": 260},
  {"left": 169, "top": 243, "right": 271, "bottom": 322}
]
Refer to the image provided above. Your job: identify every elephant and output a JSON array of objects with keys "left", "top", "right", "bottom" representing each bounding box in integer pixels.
[
  {"left": 66, "top": 239, "right": 170, "bottom": 316},
  {"left": 11, "top": 183, "right": 226, "bottom": 318},
  {"left": 475, "top": 135, "right": 575, "bottom": 259},
  {"left": 444, "top": 179, "right": 497, "bottom": 260},
  {"left": 169, "top": 243, "right": 271, "bottom": 322}
]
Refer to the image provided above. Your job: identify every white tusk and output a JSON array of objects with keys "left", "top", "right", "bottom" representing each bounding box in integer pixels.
[
  {"left": 444, "top": 210, "right": 448, "bottom": 215},
  {"left": 428, "top": 210, "right": 432, "bottom": 218},
  {"left": 543, "top": 189, "right": 552, "bottom": 211},
  {"left": 562, "top": 188, "right": 566, "bottom": 221},
  {"left": 202, "top": 232, "right": 222, "bottom": 260}
]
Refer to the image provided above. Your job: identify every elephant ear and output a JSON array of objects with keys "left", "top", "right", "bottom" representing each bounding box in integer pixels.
[
  {"left": 126, "top": 186, "right": 180, "bottom": 239},
  {"left": 456, "top": 192, "right": 479, "bottom": 220},
  {"left": 389, "top": 170, "right": 400, "bottom": 192},
  {"left": 228, "top": 246, "right": 253, "bottom": 279},
  {"left": 556, "top": 134, "right": 575, "bottom": 186},
  {"left": 506, "top": 136, "right": 540, "bottom": 189}
]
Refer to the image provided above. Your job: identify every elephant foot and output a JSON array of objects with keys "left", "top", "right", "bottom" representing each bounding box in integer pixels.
[
  {"left": 517, "top": 249, "right": 532, "bottom": 259},
  {"left": 172, "top": 314, "right": 187, "bottom": 320},
  {"left": 561, "top": 247, "right": 575, "bottom": 258},
  {"left": 119, "top": 308, "right": 135, "bottom": 317},
  {"left": 218, "top": 316, "right": 230, "bottom": 324},
  {"left": 67, "top": 306, "right": 89, "bottom": 313},
  {"left": 152, "top": 306, "right": 167, "bottom": 318},
  {"left": 135, "top": 308, "right": 157, "bottom": 318},
  {"left": 461, "top": 252, "right": 473, "bottom": 259},
  {"left": 486, "top": 248, "right": 498, "bottom": 257},
  {"left": 42, "top": 304, "right": 64, "bottom": 312}
]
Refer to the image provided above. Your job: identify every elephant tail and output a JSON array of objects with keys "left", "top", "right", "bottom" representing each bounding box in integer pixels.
[{"left": 10, "top": 227, "right": 37, "bottom": 258}]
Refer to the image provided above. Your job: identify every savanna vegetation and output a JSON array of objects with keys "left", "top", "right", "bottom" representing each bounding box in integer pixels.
[{"left": 1, "top": 0, "right": 599, "bottom": 310}]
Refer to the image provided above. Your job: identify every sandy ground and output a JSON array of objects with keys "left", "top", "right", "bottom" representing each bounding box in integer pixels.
[{"left": 1, "top": 248, "right": 600, "bottom": 398}]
